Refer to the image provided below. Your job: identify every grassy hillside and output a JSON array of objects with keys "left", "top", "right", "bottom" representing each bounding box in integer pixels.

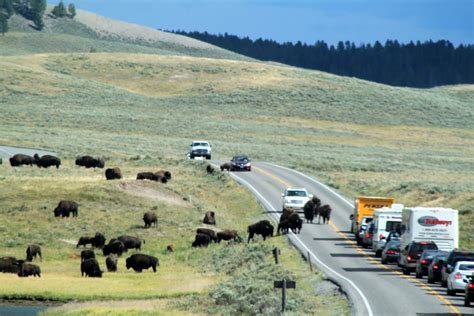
[{"left": 0, "top": 6, "right": 473, "bottom": 314}]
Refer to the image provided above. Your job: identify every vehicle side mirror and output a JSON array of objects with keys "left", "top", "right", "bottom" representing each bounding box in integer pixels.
[{"left": 349, "top": 214, "right": 355, "bottom": 220}]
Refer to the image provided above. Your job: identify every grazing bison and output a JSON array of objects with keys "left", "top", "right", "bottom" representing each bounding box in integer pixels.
[
  {"left": 220, "top": 162, "right": 232, "bottom": 171},
  {"left": 54, "top": 200, "right": 79, "bottom": 218},
  {"left": 81, "top": 249, "right": 95, "bottom": 262},
  {"left": 117, "top": 235, "right": 144, "bottom": 251},
  {"left": 136, "top": 172, "right": 159, "bottom": 181},
  {"left": 316, "top": 204, "right": 332, "bottom": 224},
  {"left": 203, "top": 211, "right": 216, "bottom": 225},
  {"left": 9, "top": 154, "right": 34, "bottom": 167},
  {"left": 0, "top": 256, "right": 19, "bottom": 273},
  {"left": 26, "top": 244, "right": 42, "bottom": 262},
  {"left": 216, "top": 230, "right": 242, "bottom": 243},
  {"left": 206, "top": 164, "right": 215, "bottom": 174},
  {"left": 17, "top": 260, "right": 41, "bottom": 278},
  {"left": 105, "top": 254, "right": 117, "bottom": 272},
  {"left": 192, "top": 233, "right": 211, "bottom": 248},
  {"left": 77, "top": 236, "right": 95, "bottom": 248},
  {"left": 126, "top": 254, "right": 159, "bottom": 273},
  {"left": 248, "top": 220, "right": 274, "bottom": 243},
  {"left": 75, "top": 156, "right": 105, "bottom": 168},
  {"left": 81, "top": 258, "right": 102, "bottom": 277},
  {"left": 143, "top": 212, "right": 157, "bottom": 228},
  {"left": 196, "top": 228, "right": 218, "bottom": 243},
  {"left": 93, "top": 232, "right": 106, "bottom": 249},
  {"left": 103, "top": 240, "right": 125, "bottom": 257},
  {"left": 105, "top": 167, "right": 122, "bottom": 180},
  {"left": 34, "top": 154, "right": 61, "bottom": 168},
  {"left": 166, "top": 244, "right": 175, "bottom": 253}
]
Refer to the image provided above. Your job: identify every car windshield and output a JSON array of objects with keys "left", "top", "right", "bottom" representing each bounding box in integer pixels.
[
  {"left": 232, "top": 156, "right": 248, "bottom": 162},
  {"left": 387, "top": 241, "right": 401, "bottom": 248},
  {"left": 192, "top": 142, "right": 209, "bottom": 147},
  {"left": 386, "top": 221, "right": 402, "bottom": 232},
  {"left": 286, "top": 190, "right": 307, "bottom": 197},
  {"left": 458, "top": 263, "right": 474, "bottom": 271},
  {"left": 410, "top": 243, "right": 438, "bottom": 255},
  {"left": 422, "top": 250, "right": 440, "bottom": 259}
]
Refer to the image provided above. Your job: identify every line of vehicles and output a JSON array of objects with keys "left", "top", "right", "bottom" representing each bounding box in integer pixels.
[{"left": 350, "top": 196, "right": 474, "bottom": 307}]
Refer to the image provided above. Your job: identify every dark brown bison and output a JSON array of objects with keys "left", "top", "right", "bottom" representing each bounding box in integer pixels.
[
  {"left": 117, "top": 235, "right": 144, "bottom": 251},
  {"left": 303, "top": 197, "right": 321, "bottom": 224},
  {"left": 206, "top": 164, "right": 215, "bottom": 174},
  {"left": 34, "top": 154, "right": 61, "bottom": 168},
  {"left": 103, "top": 240, "right": 125, "bottom": 257},
  {"left": 75, "top": 156, "right": 105, "bottom": 168},
  {"left": 9, "top": 154, "right": 34, "bottom": 167},
  {"left": 106, "top": 254, "right": 117, "bottom": 272},
  {"left": 54, "top": 200, "right": 78, "bottom": 218},
  {"left": 220, "top": 162, "right": 232, "bottom": 171},
  {"left": 287, "top": 213, "right": 303, "bottom": 233},
  {"left": 216, "top": 230, "right": 242, "bottom": 243},
  {"left": 203, "top": 211, "right": 216, "bottom": 225},
  {"left": 126, "top": 254, "right": 159, "bottom": 272},
  {"left": 26, "top": 244, "right": 42, "bottom": 262},
  {"left": 0, "top": 256, "right": 19, "bottom": 273},
  {"left": 105, "top": 167, "right": 122, "bottom": 180},
  {"left": 155, "top": 170, "right": 172, "bottom": 182},
  {"left": 143, "top": 212, "right": 157, "bottom": 228},
  {"left": 280, "top": 208, "right": 296, "bottom": 223},
  {"left": 17, "top": 260, "right": 41, "bottom": 277},
  {"left": 136, "top": 172, "right": 159, "bottom": 181},
  {"left": 316, "top": 204, "right": 332, "bottom": 224},
  {"left": 81, "top": 258, "right": 102, "bottom": 277},
  {"left": 248, "top": 220, "right": 274, "bottom": 243},
  {"left": 77, "top": 236, "right": 95, "bottom": 248},
  {"left": 93, "top": 232, "right": 106, "bottom": 249},
  {"left": 196, "top": 228, "right": 218, "bottom": 243},
  {"left": 192, "top": 233, "right": 211, "bottom": 248},
  {"left": 81, "top": 249, "right": 95, "bottom": 262}
]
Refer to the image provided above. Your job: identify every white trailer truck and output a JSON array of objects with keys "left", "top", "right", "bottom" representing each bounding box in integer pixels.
[
  {"left": 372, "top": 204, "right": 403, "bottom": 256},
  {"left": 400, "top": 207, "right": 459, "bottom": 252}
]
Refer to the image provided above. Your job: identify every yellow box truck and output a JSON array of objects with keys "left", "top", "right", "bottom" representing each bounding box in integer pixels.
[{"left": 350, "top": 196, "right": 394, "bottom": 235}]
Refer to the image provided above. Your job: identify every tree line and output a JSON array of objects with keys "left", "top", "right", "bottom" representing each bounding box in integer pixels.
[
  {"left": 0, "top": 0, "right": 75, "bottom": 34},
  {"left": 173, "top": 31, "right": 474, "bottom": 88}
]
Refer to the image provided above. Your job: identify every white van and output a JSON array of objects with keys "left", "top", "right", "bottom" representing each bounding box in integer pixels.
[
  {"left": 372, "top": 204, "right": 403, "bottom": 256},
  {"left": 400, "top": 207, "right": 458, "bottom": 252}
]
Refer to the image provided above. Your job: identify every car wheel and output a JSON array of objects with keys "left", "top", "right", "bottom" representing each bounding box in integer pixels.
[
  {"left": 441, "top": 280, "right": 447, "bottom": 287},
  {"left": 427, "top": 276, "right": 434, "bottom": 284},
  {"left": 190, "top": 155, "right": 194, "bottom": 159},
  {"left": 465, "top": 295, "right": 471, "bottom": 307},
  {"left": 381, "top": 257, "right": 387, "bottom": 264},
  {"left": 375, "top": 250, "right": 382, "bottom": 258},
  {"left": 415, "top": 270, "right": 422, "bottom": 279},
  {"left": 206, "top": 155, "right": 211, "bottom": 160},
  {"left": 403, "top": 267, "right": 410, "bottom": 275},
  {"left": 447, "top": 287, "right": 456, "bottom": 296}
]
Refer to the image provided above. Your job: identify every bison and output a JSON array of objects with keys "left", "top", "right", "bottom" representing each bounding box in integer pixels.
[
  {"left": 117, "top": 235, "right": 144, "bottom": 251},
  {"left": 155, "top": 170, "right": 172, "bottom": 182},
  {"left": 287, "top": 213, "right": 303, "bottom": 233},
  {"left": 81, "top": 249, "right": 95, "bottom": 262},
  {"left": 105, "top": 167, "right": 122, "bottom": 180},
  {"left": 0, "top": 256, "right": 19, "bottom": 273},
  {"left": 103, "top": 240, "right": 125, "bottom": 257},
  {"left": 216, "top": 230, "right": 242, "bottom": 243},
  {"left": 136, "top": 172, "right": 159, "bottom": 181},
  {"left": 206, "top": 164, "right": 215, "bottom": 174},
  {"left": 196, "top": 228, "right": 218, "bottom": 243},
  {"left": 203, "top": 211, "right": 216, "bottom": 225},
  {"left": 316, "top": 204, "right": 332, "bottom": 224},
  {"left": 81, "top": 258, "right": 102, "bottom": 277},
  {"left": 166, "top": 244, "right": 175, "bottom": 253},
  {"left": 34, "top": 154, "right": 61, "bottom": 168},
  {"left": 9, "top": 154, "right": 34, "bottom": 167},
  {"left": 143, "top": 212, "right": 157, "bottom": 228},
  {"left": 26, "top": 244, "right": 42, "bottom": 262},
  {"left": 192, "top": 233, "right": 211, "bottom": 248},
  {"left": 93, "top": 232, "right": 106, "bottom": 249},
  {"left": 126, "top": 254, "right": 159, "bottom": 273},
  {"left": 220, "top": 162, "right": 232, "bottom": 171},
  {"left": 105, "top": 254, "right": 117, "bottom": 272},
  {"left": 77, "top": 236, "right": 95, "bottom": 248},
  {"left": 54, "top": 200, "right": 79, "bottom": 218},
  {"left": 17, "top": 260, "right": 41, "bottom": 278},
  {"left": 75, "top": 156, "right": 105, "bottom": 168},
  {"left": 303, "top": 197, "right": 321, "bottom": 224},
  {"left": 248, "top": 220, "right": 274, "bottom": 243}
]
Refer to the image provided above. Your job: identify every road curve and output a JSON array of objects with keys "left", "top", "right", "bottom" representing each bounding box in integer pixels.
[{"left": 217, "top": 161, "right": 470, "bottom": 316}]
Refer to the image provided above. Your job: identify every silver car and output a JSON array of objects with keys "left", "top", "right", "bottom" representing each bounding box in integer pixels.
[{"left": 447, "top": 261, "right": 474, "bottom": 296}]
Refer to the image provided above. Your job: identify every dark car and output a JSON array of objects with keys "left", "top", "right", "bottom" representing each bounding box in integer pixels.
[
  {"left": 416, "top": 250, "right": 446, "bottom": 279},
  {"left": 362, "top": 221, "right": 375, "bottom": 248},
  {"left": 427, "top": 252, "right": 449, "bottom": 284},
  {"left": 465, "top": 274, "right": 474, "bottom": 307},
  {"left": 441, "top": 250, "right": 474, "bottom": 287},
  {"left": 399, "top": 241, "right": 438, "bottom": 275},
  {"left": 230, "top": 155, "right": 251, "bottom": 171},
  {"left": 381, "top": 240, "right": 401, "bottom": 264}
]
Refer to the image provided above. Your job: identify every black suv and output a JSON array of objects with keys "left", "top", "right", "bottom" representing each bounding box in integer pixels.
[
  {"left": 415, "top": 250, "right": 446, "bottom": 279},
  {"left": 427, "top": 252, "right": 449, "bottom": 284},
  {"left": 441, "top": 250, "right": 474, "bottom": 287},
  {"left": 399, "top": 241, "right": 438, "bottom": 275}
]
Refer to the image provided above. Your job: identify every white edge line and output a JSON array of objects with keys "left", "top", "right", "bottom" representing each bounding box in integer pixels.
[{"left": 224, "top": 170, "right": 374, "bottom": 316}]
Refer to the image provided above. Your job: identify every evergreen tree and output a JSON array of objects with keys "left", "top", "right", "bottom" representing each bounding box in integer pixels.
[
  {"left": 2, "top": 0, "right": 13, "bottom": 17},
  {"left": 0, "top": 8, "right": 8, "bottom": 35},
  {"left": 52, "top": 0, "right": 67, "bottom": 17},
  {"left": 30, "top": 0, "right": 46, "bottom": 30},
  {"left": 67, "top": 3, "right": 75, "bottom": 18}
]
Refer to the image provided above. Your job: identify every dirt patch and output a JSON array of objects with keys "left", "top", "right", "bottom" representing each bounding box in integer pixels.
[{"left": 118, "top": 181, "right": 190, "bottom": 207}]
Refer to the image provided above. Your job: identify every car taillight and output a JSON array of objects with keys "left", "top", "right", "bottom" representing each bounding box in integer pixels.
[
  {"left": 433, "top": 264, "right": 439, "bottom": 270},
  {"left": 364, "top": 232, "right": 370, "bottom": 238},
  {"left": 421, "top": 259, "right": 427, "bottom": 265},
  {"left": 468, "top": 283, "right": 474, "bottom": 289},
  {"left": 379, "top": 234, "right": 384, "bottom": 239},
  {"left": 387, "top": 250, "right": 396, "bottom": 255},
  {"left": 454, "top": 273, "right": 462, "bottom": 279}
]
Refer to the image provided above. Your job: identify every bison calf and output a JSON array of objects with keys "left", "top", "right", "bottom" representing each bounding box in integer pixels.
[{"left": 126, "top": 254, "right": 159, "bottom": 273}]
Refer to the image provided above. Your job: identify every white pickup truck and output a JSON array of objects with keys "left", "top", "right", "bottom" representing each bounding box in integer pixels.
[{"left": 189, "top": 141, "right": 212, "bottom": 160}]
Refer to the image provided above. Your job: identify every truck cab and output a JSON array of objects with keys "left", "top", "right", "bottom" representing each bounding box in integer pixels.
[{"left": 189, "top": 141, "right": 212, "bottom": 160}]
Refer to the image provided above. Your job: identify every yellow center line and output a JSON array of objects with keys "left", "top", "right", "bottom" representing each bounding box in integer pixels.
[{"left": 255, "top": 167, "right": 461, "bottom": 316}]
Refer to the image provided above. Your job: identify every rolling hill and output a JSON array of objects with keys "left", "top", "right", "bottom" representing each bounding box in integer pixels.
[{"left": 0, "top": 5, "right": 473, "bottom": 315}]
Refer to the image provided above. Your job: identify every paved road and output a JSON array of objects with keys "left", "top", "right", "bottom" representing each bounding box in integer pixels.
[
  {"left": 217, "top": 161, "right": 471, "bottom": 316},
  {"left": 0, "top": 146, "right": 56, "bottom": 159}
]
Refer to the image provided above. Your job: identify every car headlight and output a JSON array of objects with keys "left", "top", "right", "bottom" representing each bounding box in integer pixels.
[{"left": 244, "top": 163, "right": 251, "bottom": 167}]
